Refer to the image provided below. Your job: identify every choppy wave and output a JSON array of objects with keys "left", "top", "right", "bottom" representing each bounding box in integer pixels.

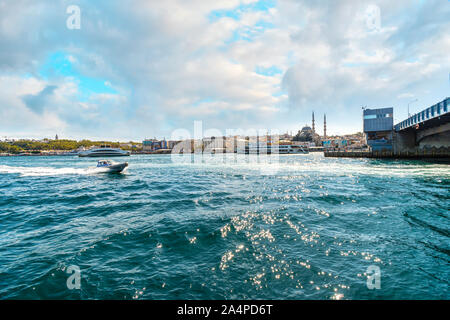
[
  {"left": 139, "top": 154, "right": 450, "bottom": 178},
  {"left": 0, "top": 154, "right": 448, "bottom": 299}
]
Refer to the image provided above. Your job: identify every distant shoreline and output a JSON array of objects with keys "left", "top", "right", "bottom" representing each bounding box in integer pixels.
[
  {"left": 0, "top": 151, "right": 170, "bottom": 157},
  {"left": 0, "top": 150, "right": 328, "bottom": 157}
]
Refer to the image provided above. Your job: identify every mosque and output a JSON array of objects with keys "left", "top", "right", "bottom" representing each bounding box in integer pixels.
[{"left": 293, "top": 112, "right": 326, "bottom": 145}]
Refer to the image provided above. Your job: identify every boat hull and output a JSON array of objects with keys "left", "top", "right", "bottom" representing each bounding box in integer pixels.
[{"left": 105, "top": 162, "right": 128, "bottom": 173}]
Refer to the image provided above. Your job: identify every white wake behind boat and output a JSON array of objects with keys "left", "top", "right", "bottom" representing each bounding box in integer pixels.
[{"left": 96, "top": 160, "right": 128, "bottom": 173}]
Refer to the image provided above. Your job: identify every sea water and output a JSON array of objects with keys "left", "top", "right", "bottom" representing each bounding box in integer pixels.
[{"left": 0, "top": 154, "right": 448, "bottom": 299}]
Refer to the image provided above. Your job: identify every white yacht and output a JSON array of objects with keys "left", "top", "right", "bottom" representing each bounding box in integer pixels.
[{"left": 78, "top": 147, "right": 130, "bottom": 157}]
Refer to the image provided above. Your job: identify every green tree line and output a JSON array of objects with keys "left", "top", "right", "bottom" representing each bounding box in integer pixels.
[{"left": 0, "top": 139, "right": 142, "bottom": 154}]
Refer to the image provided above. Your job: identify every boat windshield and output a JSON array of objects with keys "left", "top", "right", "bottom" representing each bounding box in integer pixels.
[{"left": 97, "top": 160, "right": 111, "bottom": 167}]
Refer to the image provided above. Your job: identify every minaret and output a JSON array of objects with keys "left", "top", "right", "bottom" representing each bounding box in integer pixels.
[
  {"left": 312, "top": 112, "right": 315, "bottom": 134},
  {"left": 323, "top": 114, "right": 327, "bottom": 139}
]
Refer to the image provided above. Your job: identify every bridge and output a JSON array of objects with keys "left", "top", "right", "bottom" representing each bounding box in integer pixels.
[
  {"left": 325, "top": 97, "right": 450, "bottom": 159},
  {"left": 393, "top": 97, "right": 450, "bottom": 155},
  {"left": 395, "top": 98, "right": 449, "bottom": 132}
]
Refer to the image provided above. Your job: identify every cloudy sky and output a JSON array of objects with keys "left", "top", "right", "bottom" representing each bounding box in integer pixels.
[{"left": 0, "top": 0, "right": 448, "bottom": 141}]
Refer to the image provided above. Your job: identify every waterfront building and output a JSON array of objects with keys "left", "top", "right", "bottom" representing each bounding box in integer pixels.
[
  {"left": 280, "top": 132, "right": 292, "bottom": 140},
  {"left": 142, "top": 139, "right": 156, "bottom": 151},
  {"left": 363, "top": 107, "right": 393, "bottom": 151},
  {"left": 323, "top": 139, "right": 348, "bottom": 149},
  {"left": 168, "top": 140, "right": 181, "bottom": 150},
  {"left": 142, "top": 139, "right": 168, "bottom": 151},
  {"left": 202, "top": 136, "right": 228, "bottom": 153}
]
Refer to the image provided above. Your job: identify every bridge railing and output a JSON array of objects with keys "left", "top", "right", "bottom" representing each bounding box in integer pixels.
[{"left": 394, "top": 97, "right": 449, "bottom": 131}]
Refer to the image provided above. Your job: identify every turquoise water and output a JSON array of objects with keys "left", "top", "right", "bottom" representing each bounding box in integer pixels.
[{"left": 0, "top": 154, "right": 448, "bottom": 299}]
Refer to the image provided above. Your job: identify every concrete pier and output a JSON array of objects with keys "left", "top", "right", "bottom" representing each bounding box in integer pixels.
[{"left": 324, "top": 147, "right": 450, "bottom": 159}]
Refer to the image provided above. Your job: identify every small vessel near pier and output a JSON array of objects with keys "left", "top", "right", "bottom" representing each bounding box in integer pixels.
[{"left": 277, "top": 144, "right": 309, "bottom": 154}]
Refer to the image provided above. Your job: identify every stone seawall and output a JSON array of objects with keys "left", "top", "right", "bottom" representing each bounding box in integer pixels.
[{"left": 324, "top": 147, "right": 450, "bottom": 159}]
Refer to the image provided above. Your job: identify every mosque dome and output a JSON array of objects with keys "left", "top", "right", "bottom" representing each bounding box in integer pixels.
[
  {"left": 293, "top": 125, "right": 313, "bottom": 142},
  {"left": 301, "top": 126, "right": 312, "bottom": 132}
]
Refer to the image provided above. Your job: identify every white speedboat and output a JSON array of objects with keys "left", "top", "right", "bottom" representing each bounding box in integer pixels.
[
  {"left": 96, "top": 160, "right": 128, "bottom": 173},
  {"left": 79, "top": 147, "right": 130, "bottom": 157}
]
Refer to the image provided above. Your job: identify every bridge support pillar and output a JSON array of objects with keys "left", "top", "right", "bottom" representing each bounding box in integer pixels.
[{"left": 393, "top": 130, "right": 416, "bottom": 153}]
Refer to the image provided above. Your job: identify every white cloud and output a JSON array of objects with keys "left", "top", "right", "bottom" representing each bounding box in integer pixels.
[
  {"left": 397, "top": 93, "right": 415, "bottom": 99},
  {"left": 0, "top": 75, "right": 66, "bottom": 136},
  {"left": 0, "top": 0, "right": 449, "bottom": 139}
]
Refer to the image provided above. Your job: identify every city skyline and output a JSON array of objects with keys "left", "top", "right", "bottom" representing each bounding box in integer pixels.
[{"left": 0, "top": 0, "right": 449, "bottom": 141}]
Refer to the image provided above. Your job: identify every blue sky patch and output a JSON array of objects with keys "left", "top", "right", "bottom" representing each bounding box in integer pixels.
[
  {"left": 255, "top": 65, "right": 283, "bottom": 76},
  {"left": 208, "top": 0, "right": 276, "bottom": 22},
  {"left": 39, "top": 51, "right": 118, "bottom": 101}
]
